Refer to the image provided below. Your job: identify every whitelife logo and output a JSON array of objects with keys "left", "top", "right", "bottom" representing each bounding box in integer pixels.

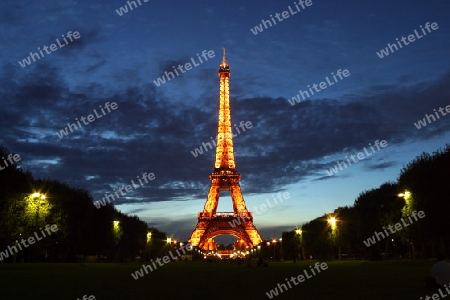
[
  {"left": 413, "top": 105, "right": 450, "bottom": 129},
  {"left": 77, "top": 296, "right": 95, "bottom": 300},
  {"left": 250, "top": 0, "right": 313, "bottom": 35},
  {"left": 18, "top": 31, "right": 81, "bottom": 68},
  {"left": 420, "top": 284, "right": 450, "bottom": 300},
  {"left": 229, "top": 192, "right": 290, "bottom": 228},
  {"left": 288, "top": 69, "right": 350, "bottom": 106},
  {"left": 376, "top": 22, "right": 438, "bottom": 59},
  {"left": 153, "top": 50, "right": 215, "bottom": 87},
  {"left": 56, "top": 102, "right": 118, "bottom": 139},
  {"left": 115, "top": 0, "right": 148, "bottom": 16},
  {"left": 93, "top": 172, "right": 155, "bottom": 208},
  {"left": 190, "top": 121, "right": 253, "bottom": 158},
  {"left": 0, "top": 224, "right": 58, "bottom": 261},
  {"left": 325, "top": 140, "right": 388, "bottom": 176},
  {"left": 363, "top": 210, "right": 425, "bottom": 247},
  {"left": 265, "top": 262, "right": 328, "bottom": 298},
  {"left": 131, "top": 243, "right": 193, "bottom": 280},
  {"left": 0, "top": 153, "right": 21, "bottom": 172}
]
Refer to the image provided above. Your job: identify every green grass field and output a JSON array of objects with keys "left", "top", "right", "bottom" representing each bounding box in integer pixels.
[{"left": 0, "top": 259, "right": 439, "bottom": 299}]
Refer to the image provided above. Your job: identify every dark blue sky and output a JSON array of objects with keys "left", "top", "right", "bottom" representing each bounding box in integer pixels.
[{"left": 1, "top": 0, "right": 449, "bottom": 243}]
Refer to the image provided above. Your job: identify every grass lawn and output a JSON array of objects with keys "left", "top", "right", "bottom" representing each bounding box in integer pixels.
[{"left": 0, "top": 259, "right": 439, "bottom": 299}]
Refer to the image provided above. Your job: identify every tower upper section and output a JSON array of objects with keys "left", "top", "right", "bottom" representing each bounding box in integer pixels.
[
  {"left": 214, "top": 47, "right": 235, "bottom": 171},
  {"left": 218, "top": 47, "right": 230, "bottom": 75}
]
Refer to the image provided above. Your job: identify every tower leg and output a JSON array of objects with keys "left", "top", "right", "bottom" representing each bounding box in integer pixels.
[{"left": 203, "top": 186, "right": 220, "bottom": 216}]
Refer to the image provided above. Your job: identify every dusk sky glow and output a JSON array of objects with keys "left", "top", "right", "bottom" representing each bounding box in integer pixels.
[{"left": 1, "top": 0, "right": 449, "bottom": 244}]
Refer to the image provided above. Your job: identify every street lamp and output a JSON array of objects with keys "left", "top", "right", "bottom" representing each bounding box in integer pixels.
[
  {"left": 328, "top": 217, "right": 337, "bottom": 229},
  {"left": 113, "top": 220, "right": 120, "bottom": 239},
  {"left": 397, "top": 191, "right": 411, "bottom": 198},
  {"left": 33, "top": 193, "right": 45, "bottom": 199},
  {"left": 328, "top": 216, "right": 340, "bottom": 260},
  {"left": 31, "top": 193, "right": 47, "bottom": 228},
  {"left": 28, "top": 192, "right": 47, "bottom": 261},
  {"left": 296, "top": 228, "right": 303, "bottom": 261},
  {"left": 272, "top": 239, "right": 277, "bottom": 258},
  {"left": 398, "top": 190, "right": 412, "bottom": 215},
  {"left": 32, "top": 193, "right": 46, "bottom": 199},
  {"left": 398, "top": 190, "right": 414, "bottom": 258}
]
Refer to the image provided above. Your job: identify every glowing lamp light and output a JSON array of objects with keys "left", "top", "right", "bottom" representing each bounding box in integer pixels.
[
  {"left": 167, "top": 238, "right": 172, "bottom": 244},
  {"left": 32, "top": 193, "right": 46, "bottom": 199},
  {"left": 328, "top": 217, "right": 337, "bottom": 228},
  {"left": 398, "top": 191, "right": 411, "bottom": 198},
  {"left": 296, "top": 229, "right": 302, "bottom": 235}
]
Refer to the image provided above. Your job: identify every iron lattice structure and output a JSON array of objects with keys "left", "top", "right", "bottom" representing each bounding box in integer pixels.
[{"left": 189, "top": 48, "right": 262, "bottom": 250}]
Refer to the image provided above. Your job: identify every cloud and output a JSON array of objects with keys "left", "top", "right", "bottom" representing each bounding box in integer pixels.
[
  {"left": 1, "top": 57, "right": 450, "bottom": 207},
  {"left": 364, "top": 161, "right": 398, "bottom": 171}
]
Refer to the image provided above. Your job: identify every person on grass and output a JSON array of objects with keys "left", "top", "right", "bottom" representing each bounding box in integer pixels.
[{"left": 424, "top": 250, "right": 450, "bottom": 288}]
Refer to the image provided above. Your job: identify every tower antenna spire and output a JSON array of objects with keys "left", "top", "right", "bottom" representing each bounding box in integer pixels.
[{"left": 222, "top": 47, "right": 226, "bottom": 64}]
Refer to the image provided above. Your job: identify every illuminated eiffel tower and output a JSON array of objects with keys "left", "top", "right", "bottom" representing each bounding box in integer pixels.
[{"left": 189, "top": 48, "right": 262, "bottom": 250}]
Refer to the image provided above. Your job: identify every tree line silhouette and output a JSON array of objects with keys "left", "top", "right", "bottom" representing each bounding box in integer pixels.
[
  {"left": 282, "top": 144, "right": 450, "bottom": 260},
  {"left": 2, "top": 143, "right": 448, "bottom": 262},
  {"left": 0, "top": 145, "right": 168, "bottom": 262}
]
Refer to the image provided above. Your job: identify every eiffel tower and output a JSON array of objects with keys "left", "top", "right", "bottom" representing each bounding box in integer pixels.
[{"left": 189, "top": 48, "right": 262, "bottom": 250}]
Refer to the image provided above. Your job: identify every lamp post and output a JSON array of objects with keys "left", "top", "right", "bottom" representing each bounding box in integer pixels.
[
  {"left": 145, "top": 231, "right": 152, "bottom": 260},
  {"left": 272, "top": 239, "right": 277, "bottom": 259},
  {"left": 328, "top": 216, "right": 340, "bottom": 260},
  {"left": 113, "top": 221, "right": 120, "bottom": 241},
  {"left": 279, "top": 238, "right": 282, "bottom": 260},
  {"left": 296, "top": 228, "right": 303, "bottom": 261},
  {"left": 111, "top": 220, "right": 122, "bottom": 261},
  {"left": 398, "top": 190, "right": 412, "bottom": 215},
  {"left": 28, "top": 193, "right": 46, "bottom": 262},
  {"left": 31, "top": 193, "right": 46, "bottom": 229},
  {"left": 398, "top": 190, "right": 414, "bottom": 259},
  {"left": 328, "top": 217, "right": 337, "bottom": 229}
]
